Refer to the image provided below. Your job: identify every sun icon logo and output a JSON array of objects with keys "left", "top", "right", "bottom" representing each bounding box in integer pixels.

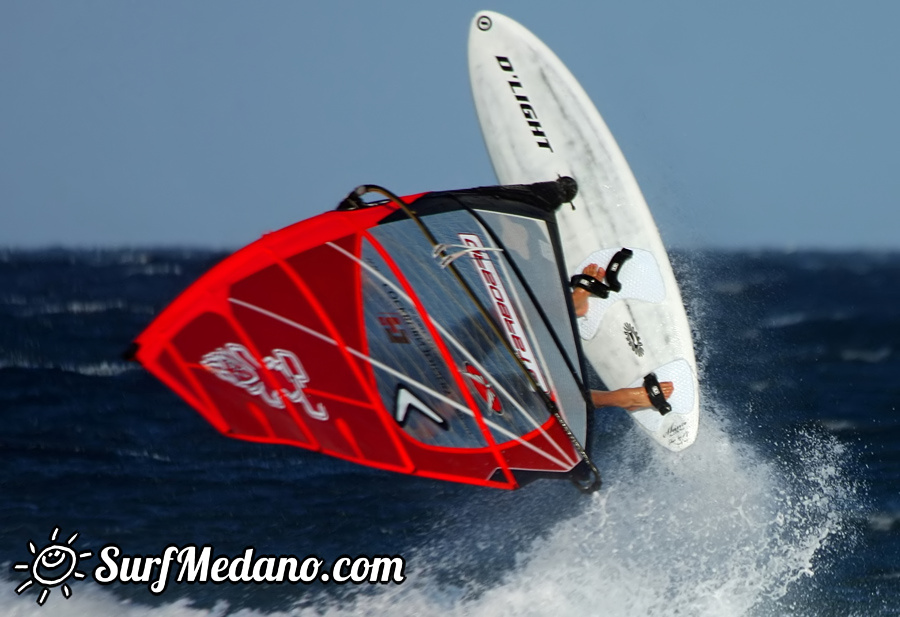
[{"left": 13, "top": 527, "right": 92, "bottom": 606}]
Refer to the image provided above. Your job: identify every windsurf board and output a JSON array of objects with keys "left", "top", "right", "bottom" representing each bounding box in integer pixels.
[{"left": 468, "top": 11, "right": 699, "bottom": 451}]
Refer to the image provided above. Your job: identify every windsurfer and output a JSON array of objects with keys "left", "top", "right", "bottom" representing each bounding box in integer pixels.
[{"left": 573, "top": 263, "right": 675, "bottom": 412}]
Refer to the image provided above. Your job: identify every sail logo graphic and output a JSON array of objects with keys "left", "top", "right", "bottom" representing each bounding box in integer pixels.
[
  {"left": 458, "top": 233, "right": 550, "bottom": 393},
  {"left": 14, "top": 528, "right": 92, "bottom": 606},
  {"left": 201, "top": 343, "right": 328, "bottom": 420},
  {"left": 464, "top": 363, "right": 502, "bottom": 413},
  {"left": 378, "top": 313, "right": 410, "bottom": 344}
]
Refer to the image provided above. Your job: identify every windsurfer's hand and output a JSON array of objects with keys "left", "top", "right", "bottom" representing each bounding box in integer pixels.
[{"left": 591, "top": 382, "right": 674, "bottom": 411}]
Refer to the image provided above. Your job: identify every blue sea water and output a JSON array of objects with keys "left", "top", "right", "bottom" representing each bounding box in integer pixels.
[{"left": 1, "top": 248, "right": 898, "bottom": 616}]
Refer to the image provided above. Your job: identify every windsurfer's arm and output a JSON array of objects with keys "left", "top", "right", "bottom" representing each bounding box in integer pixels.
[
  {"left": 591, "top": 382, "right": 674, "bottom": 412},
  {"left": 572, "top": 263, "right": 605, "bottom": 318}
]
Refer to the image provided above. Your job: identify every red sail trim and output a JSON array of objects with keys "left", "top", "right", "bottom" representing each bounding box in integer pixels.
[
  {"left": 500, "top": 417, "right": 579, "bottom": 473},
  {"left": 362, "top": 230, "right": 519, "bottom": 489},
  {"left": 301, "top": 387, "right": 377, "bottom": 408},
  {"left": 335, "top": 418, "right": 364, "bottom": 460},
  {"left": 415, "top": 470, "right": 511, "bottom": 490},
  {"left": 222, "top": 431, "right": 418, "bottom": 475},
  {"left": 344, "top": 232, "right": 377, "bottom": 417},
  {"left": 391, "top": 429, "right": 569, "bottom": 465},
  {"left": 390, "top": 414, "right": 575, "bottom": 473},
  {"left": 269, "top": 246, "right": 416, "bottom": 474}
]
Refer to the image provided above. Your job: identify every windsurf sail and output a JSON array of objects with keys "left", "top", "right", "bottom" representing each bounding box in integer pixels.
[{"left": 131, "top": 178, "right": 600, "bottom": 491}]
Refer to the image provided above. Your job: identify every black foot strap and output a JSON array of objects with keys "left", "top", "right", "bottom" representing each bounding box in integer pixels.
[
  {"left": 569, "top": 248, "right": 634, "bottom": 299},
  {"left": 643, "top": 373, "right": 672, "bottom": 415},
  {"left": 603, "top": 248, "right": 633, "bottom": 293},
  {"left": 570, "top": 273, "right": 611, "bottom": 298}
]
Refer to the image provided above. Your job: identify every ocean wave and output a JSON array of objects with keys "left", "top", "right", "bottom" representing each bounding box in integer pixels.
[
  {"left": 115, "top": 448, "right": 173, "bottom": 462},
  {"left": 66, "top": 362, "right": 138, "bottom": 376},
  {"left": 840, "top": 347, "right": 892, "bottom": 364},
  {"left": 2, "top": 299, "right": 156, "bottom": 316},
  {"left": 0, "top": 295, "right": 30, "bottom": 306},
  {"left": 33, "top": 300, "right": 128, "bottom": 315},
  {"left": 711, "top": 281, "right": 748, "bottom": 296},
  {"left": 868, "top": 511, "right": 900, "bottom": 533},
  {"left": 818, "top": 419, "right": 858, "bottom": 433},
  {"left": 762, "top": 312, "right": 809, "bottom": 328},
  {"left": 124, "top": 263, "right": 184, "bottom": 277},
  {"left": 761, "top": 310, "right": 856, "bottom": 330},
  {"left": 0, "top": 359, "right": 137, "bottom": 376}
]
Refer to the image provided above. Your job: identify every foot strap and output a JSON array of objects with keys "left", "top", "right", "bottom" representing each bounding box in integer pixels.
[
  {"left": 603, "top": 248, "right": 633, "bottom": 293},
  {"left": 643, "top": 373, "right": 672, "bottom": 415},
  {"left": 570, "top": 273, "right": 611, "bottom": 298},
  {"left": 570, "top": 248, "right": 634, "bottom": 299}
]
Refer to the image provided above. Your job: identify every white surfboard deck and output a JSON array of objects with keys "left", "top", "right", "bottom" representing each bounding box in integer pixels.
[{"left": 468, "top": 11, "right": 699, "bottom": 451}]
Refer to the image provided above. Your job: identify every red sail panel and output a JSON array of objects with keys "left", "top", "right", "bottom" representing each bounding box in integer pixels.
[{"left": 283, "top": 236, "right": 365, "bottom": 353}]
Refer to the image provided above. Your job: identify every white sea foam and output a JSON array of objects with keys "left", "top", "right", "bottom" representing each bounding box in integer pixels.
[
  {"left": 124, "top": 263, "right": 184, "bottom": 277},
  {"left": 840, "top": 347, "right": 892, "bottom": 364},
  {"left": 63, "top": 361, "right": 138, "bottom": 376},
  {"left": 2, "top": 399, "right": 857, "bottom": 617},
  {"left": 868, "top": 512, "right": 900, "bottom": 533},
  {"left": 761, "top": 312, "right": 808, "bottom": 329},
  {"left": 8, "top": 300, "right": 156, "bottom": 316}
]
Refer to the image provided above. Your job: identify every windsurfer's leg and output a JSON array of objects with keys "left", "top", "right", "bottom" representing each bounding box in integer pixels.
[
  {"left": 573, "top": 263, "right": 605, "bottom": 317},
  {"left": 591, "top": 382, "right": 674, "bottom": 412}
]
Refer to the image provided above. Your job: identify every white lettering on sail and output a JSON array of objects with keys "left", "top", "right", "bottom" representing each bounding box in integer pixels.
[
  {"left": 458, "top": 233, "right": 550, "bottom": 393},
  {"left": 200, "top": 343, "right": 328, "bottom": 420}
]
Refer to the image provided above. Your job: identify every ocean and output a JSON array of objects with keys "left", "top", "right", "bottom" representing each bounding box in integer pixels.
[{"left": 1, "top": 248, "right": 897, "bottom": 616}]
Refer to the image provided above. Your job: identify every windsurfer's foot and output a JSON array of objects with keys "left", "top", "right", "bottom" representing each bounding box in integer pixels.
[
  {"left": 573, "top": 263, "right": 605, "bottom": 317},
  {"left": 591, "top": 382, "right": 674, "bottom": 411}
]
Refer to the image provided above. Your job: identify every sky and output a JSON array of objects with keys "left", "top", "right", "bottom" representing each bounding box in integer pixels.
[{"left": 2, "top": 0, "right": 899, "bottom": 250}]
